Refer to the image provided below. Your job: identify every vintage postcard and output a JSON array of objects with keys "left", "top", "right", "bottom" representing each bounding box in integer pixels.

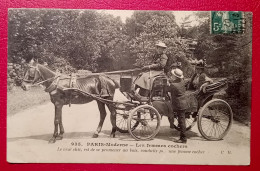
[{"left": 7, "top": 9, "right": 251, "bottom": 165}]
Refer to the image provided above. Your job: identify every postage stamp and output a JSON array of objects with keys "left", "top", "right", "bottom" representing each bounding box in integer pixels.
[
  {"left": 7, "top": 9, "right": 251, "bottom": 165},
  {"left": 211, "top": 11, "right": 246, "bottom": 34}
]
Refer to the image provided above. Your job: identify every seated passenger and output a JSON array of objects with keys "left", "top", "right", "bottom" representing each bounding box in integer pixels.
[{"left": 187, "top": 59, "right": 213, "bottom": 93}]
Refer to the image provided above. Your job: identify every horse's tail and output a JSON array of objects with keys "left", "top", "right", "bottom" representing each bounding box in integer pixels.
[
  {"left": 98, "top": 74, "right": 120, "bottom": 97},
  {"left": 100, "top": 74, "right": 120, "bottom": 89}
]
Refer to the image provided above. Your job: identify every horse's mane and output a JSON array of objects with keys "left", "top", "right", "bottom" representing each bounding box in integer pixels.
[{"left": 37, "top": 64, "right": 57, "bottom": 75}]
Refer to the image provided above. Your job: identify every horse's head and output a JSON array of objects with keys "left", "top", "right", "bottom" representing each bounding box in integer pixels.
[{"left": 21, "top": 61, "right": 42, "bottom": 91}]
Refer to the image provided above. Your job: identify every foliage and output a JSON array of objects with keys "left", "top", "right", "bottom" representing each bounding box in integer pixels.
[
  {"left": 8, "top": 9, "right": 251, "bottom": 79},
  {"left": 178, "top": 12, "right": 252, "bottom": 122},
  {"left": 125, "top": 11, "right": 193, "bottom": 76},
  {"left": 8, "top": 9, "right": 126, "bottom": 72},
  {"left": 8, "top": 9, "right": 195, "bottom": 76},
  {"left": 189, "top": 12, "right": 252, "bottom": 79}
]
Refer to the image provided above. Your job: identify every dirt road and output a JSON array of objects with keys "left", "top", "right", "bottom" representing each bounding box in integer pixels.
[{"left": 7, "top": 99, "right": 250, "bottom": 165}]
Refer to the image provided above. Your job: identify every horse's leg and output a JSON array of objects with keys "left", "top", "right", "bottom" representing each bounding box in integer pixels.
[
  {"left": 56, "top": 110, "right": 64, "bottom": 140},
  {"left": 92, "top": 101, "right": 107, "bottom": 138},
  {"left": 107, "top": 103, "right": 117, "bottom": 138},
  {"left": 168, "top": 116, "right": 175, "bottom": 129},
  {"left": 49, "top": 104, "right": 63, "bottom": 143}
]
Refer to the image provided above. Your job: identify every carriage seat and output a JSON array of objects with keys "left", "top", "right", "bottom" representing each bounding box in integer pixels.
[{"left": 203, "top": 78, "right": 227, "bottom": 93}]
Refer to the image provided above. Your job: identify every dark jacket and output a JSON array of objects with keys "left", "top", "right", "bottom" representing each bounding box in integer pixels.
[
  {"left": 164, "top": 54, "right": 178, "bottom": 74},
  {"left": 148, "top": 53, "right": 168, "bottom": 71},
  {"left": 167, "top": 79, "right": 187, "bottom": 111},
  {"left": 135, "top": 53, "right": 168, "bottom": 90},
  {"left": 188, "top": 73, "right": 213, "bottom": 90}
]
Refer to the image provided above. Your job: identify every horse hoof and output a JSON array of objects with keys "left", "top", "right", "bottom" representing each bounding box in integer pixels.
[
  {"left": 56, "top": 135, "right": 63, "bottom": 140},
  {"left": 110, "top": 133, "right": 115, "bottom": 138},
  {"left": 92, "top": 134, "right": 99, "bottom": 138},
  {"left": 48, "top": 138, "right": 56, "bottom": 144}
]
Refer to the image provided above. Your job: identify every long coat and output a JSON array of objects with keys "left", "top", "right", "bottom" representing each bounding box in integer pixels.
[
  {"left": 135, "top": 53, "right": 168, "bottom": 90},
  {"left": 166, "top": 79, "right": 187, "bottom": 111}
]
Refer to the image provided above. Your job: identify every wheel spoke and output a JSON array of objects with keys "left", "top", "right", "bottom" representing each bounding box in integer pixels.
[
  {"left": 215, "top": 123, "right": 224, "bottom": 135},
  {"left": 203, "top": 120, "right": 212, "bottom": 135},
  {"left": 214, "top": 109, "right": 230, "bottom": 117},
  {"left": 119, "top": 118, "right": 124, "bottom": 129},
  {"left": 128, "top": 105, "right": 160, "bottom": 140},
  {"left": 217, "top": 122, "right": 228, "bottom": 130},
  {"left": 201, "top": 120, "right": 212, "bottom": 128},
  {"left": 116, "top": 116, "right": 123, "bottom": 123},
  {"left": 209, "top": 123, "right": 216, "bottom": 137},
  {"left": 186, "top": 119, "right": 191, "bottom": 125},
  {"left": 198, "top": 100, "right": 232, "bottom": 140},
  {"left": 213, "top": 123, "right": 218, "bottom": 137},
  {"left": 123, "top": 119, "right": 127, "bottom": 130}
]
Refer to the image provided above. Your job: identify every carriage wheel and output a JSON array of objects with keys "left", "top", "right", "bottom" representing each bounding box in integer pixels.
[
  {"left": 127, "top": 105, "right": 161, "bottom": 141},
  {"left": 116, "top": 110, "right": 140, "bottom": 133},
  {"left": 198, "top": 99, "right": 233, "bottom": 141},
  {"left": 173, "top": 113, "right": 197, "bottom": 131}
]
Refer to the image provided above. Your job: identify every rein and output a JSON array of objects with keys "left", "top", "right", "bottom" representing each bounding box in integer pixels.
[
  {"left": 29, "top": 75, "right": 60, "bottom": 87},
  {"left": 76, "top": 68, "right": 142, "bottom": 76},
  {"left": 62, "top": 88, "right": 137, "bottom": 108}
]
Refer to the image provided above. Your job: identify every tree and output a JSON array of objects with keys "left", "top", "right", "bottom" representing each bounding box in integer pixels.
[
  {"left": 8, "top": 9, "right": 128, "bottom": 73},
  {"left": 125, "top": 11, "right": 193, "bottom": 76},
  {"left": 191, "top": 12, "right": 251, "bottom": 78}
]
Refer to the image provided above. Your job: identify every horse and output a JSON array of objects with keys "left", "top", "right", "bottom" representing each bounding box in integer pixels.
[{"left": 21, "top": 61, "right": 120, "bottom": 143}]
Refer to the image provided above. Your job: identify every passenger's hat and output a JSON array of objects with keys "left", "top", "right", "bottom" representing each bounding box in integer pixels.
[
  {"left": 155, "top": 42, "right": 167, "bottom": 48},
  {"left": 171, "top": 68, "right": 184, "bottom": 79}
]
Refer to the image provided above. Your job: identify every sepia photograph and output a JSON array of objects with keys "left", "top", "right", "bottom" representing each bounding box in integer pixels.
[{"left": 7, "top": 9, "right": 251, "bottom": 165}]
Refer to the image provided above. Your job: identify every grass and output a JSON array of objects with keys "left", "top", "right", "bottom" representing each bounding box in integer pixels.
[{"left": 7, "top": 86, "right": 50, "bottom": 116}]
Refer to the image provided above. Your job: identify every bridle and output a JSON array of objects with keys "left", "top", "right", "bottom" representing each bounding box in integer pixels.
[
  {"left": 23, "top": 64, "right": 60, "bottom": 87},
  {"left": 23, "top": 65, "right": 41, "bottom": 84}
]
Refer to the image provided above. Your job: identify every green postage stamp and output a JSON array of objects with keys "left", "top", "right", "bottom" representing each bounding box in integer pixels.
[{"left": 211, "top": 11, "right": 245, "bottom": 34}]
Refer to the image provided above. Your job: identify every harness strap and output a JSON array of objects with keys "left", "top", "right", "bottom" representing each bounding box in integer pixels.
[
  {"left": 45, "top": 75, "right": 61, "bottom": 93},
  {"left": 68, "top": 73, "right": 77, "bottom": 107},
  {"left": 62, "top": 88, "right": 137, "bottom": 107}
]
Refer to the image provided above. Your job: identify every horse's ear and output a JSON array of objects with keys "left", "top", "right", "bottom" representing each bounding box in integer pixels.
[
  {"left": 29, "top": 58, "right": 38, "bottom": 66},
  {"left": 29, "top": 58, "right": 34, "bottom": 64}
]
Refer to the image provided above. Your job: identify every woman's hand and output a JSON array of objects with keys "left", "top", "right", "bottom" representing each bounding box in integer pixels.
[{"left": 200, "top": 82, "right": 209, "bottom": 93}]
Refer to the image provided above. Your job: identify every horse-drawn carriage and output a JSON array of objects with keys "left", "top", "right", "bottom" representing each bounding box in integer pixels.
[
  {"left": 22, "top": 62, "right": 233, "bottom": 143},
  {"left": 114, "top": 74, "right": 233, "bottom": 141}
]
